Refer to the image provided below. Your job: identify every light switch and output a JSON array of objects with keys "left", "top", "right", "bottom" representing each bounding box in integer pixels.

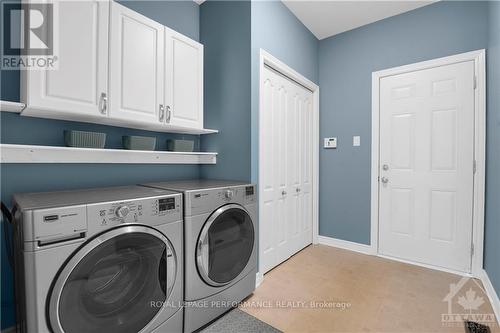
[
  {"left": 324, "top": 137, "right": 337, "bottom": 149},
  {"left": 353, "top": 136, "right": 361, "bottom": 147}
]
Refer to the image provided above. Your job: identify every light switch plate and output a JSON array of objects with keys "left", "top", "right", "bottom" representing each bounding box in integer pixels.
[
  {"left": 353, "top": 136, "right": 361, "bottom": 146},
  {"left": 324, "top": 137, "right": 337, "bottom": 149}
]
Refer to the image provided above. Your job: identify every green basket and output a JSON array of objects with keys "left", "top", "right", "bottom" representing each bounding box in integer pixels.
[
  {"left": 122, "top": 136, "right": 157, "bottom": 151},
  {"left": 64, "top": 130, "right": 106, "bottom": 148},
  {"left": 166, "top": 139, "right": 194, "bottom": 152}
]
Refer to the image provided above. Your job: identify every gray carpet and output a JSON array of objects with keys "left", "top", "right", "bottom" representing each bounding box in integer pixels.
[{"left": 199, "top": 308, "right": 282, "bottom": 333}]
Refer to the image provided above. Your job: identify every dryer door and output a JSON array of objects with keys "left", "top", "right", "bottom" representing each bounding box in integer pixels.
[
  {"left": 48, "top": 225, "right": 177, "bottom": 333},
  {"left": 197, "top": 204, "right": 255, "bottom": 286}
]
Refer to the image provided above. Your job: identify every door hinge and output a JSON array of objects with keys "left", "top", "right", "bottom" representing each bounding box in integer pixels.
[
  {"left": 474, "top": 76, "right": 477, "bottom": 90},
  {"left": 473, "top": 160, "right": 477, "bottom": 174},
  {"left": 471, "top": 243, "right": 475, "bottom": 256}
]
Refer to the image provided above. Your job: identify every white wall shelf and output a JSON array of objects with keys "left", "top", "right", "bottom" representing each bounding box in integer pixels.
[
  {"left": 1, "top": 100, "right": 25, "bottom": 113},
  {"left": 0, "top": 144, "right": 217, "bottom": 164}
]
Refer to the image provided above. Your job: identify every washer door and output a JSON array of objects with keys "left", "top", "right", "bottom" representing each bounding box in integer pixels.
[
  {"left": 49, "top": 225, "right": 176, "bottom": 333},
  {"left": 197, "top": 204, "right": 254, "bottom": 286}
]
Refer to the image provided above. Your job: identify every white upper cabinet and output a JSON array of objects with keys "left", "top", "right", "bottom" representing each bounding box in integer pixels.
[
  {"left": 22, "top": 0, "right": 109, "bottom": 120},
  {"left": 20, "top": 1, "right": 214, "bottom": 134},
  {"left": 165, "top": 29, "right": 204, "bottom": 129},
  {"left": 108, "top": 2, "right": 165, "bottom": 126}
]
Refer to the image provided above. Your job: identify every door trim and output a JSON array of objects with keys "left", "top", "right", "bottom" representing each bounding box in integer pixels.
[
  {"left": 370, "top": 49, "right": 486, "bottom": 277},
  {"left": 258, "top": 49, "right": 320, "bottom": 279}
]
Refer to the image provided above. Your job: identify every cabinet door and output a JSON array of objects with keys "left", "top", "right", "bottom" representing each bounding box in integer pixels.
[
  {"left": 22, "top": 0, "right": 109, "bottom": 119},
  {"left": 165, "top": 29, "right": 203, "bottom": 129},
  {"left": 109, "top": 2, "right": 164, "bottom": 125}
]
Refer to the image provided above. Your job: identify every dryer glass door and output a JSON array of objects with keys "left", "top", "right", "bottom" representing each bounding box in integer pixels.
[
  {"left": 197, "top": 204, "right": 254, "bottom": 286},
  {"left": 49, "top": 226, "right": 176, "bottom": 333}
]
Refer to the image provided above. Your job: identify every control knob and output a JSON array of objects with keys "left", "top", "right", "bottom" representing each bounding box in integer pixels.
[
  {"left": 224, "top": 190, "right": 234, "bottom": 200},
  {"left": 115, "top": 205, "right": 130, "bottom": 218}
]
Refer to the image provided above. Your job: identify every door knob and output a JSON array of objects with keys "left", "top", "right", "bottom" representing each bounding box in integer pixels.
[
  {"left": 282, "top": 190, "right": 287, "bottom": 196},
  {"left": 381, "top": 177, "right": 389, "bottom": 184}
]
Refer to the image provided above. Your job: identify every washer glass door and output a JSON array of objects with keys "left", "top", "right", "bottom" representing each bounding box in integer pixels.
[
  {"left": 197, "top": 204, "right": 254, "bottom": 286},
  {"left": 50, "top": 226, "right": 176, "bottom": 333}
]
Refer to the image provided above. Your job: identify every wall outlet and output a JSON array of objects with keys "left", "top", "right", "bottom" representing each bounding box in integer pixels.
[
  {"left": 353, "top": 136, "right": 361, "bottom": 147},
  {"left": 324, "top": 137, "right": 337, "bottom": 149}
]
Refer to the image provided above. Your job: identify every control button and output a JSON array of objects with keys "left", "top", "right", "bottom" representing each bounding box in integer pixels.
[
  {"left": 224, "top": 190, "right": 234, "bottom": 199},
  {"left": 115, "top": 205, "right": 130, "bottom": 218}
]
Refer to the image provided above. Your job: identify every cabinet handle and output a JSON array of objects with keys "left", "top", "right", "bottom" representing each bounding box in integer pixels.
[
  {"left": 99, "top": 93, "right": 107, "bottom": 114},
  {"left": 166, "top": 105, "right": 171, "bottom": 123},
  {"left": 159, "top": 104, "right": 165, "bottom": 122}
]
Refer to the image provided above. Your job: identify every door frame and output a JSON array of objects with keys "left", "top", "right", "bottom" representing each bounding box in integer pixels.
[
  {"left": 370, "top": 49, "right": 486, "bottom": 277},
  {"left": 258, "top": 49, "right": 320, "bottom": 281}
]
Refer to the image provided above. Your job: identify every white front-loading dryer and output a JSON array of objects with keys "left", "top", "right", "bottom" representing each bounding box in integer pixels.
[
  {"left": 13, "top": 186, "right": 184, "bottom": 333},
  {"left": 141, "top": 180, "right": 257, "bottom": 333}
]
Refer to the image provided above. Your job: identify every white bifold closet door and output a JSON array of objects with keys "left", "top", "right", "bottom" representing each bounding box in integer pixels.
[{"left": 260, "top": 66, "right": 313, "bottom": 274}]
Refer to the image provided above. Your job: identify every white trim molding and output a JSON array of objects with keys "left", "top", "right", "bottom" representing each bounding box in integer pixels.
[
  {"left": 1, "top": 100, "right": 25, "bottom": 113},
  {"left": 255, "top": 272, "right": 264, "bottom": 289},
  {"left": 370, "top": 49, "right": 486, "bottom": 277},
  {"left": 258, "top": 49, "right": 320, "bottom": 283},
  {"left": 0, "top": 144, "right": 217, "bottom": 164},
  {"left": 480, "top": 269, "right": 500, "bottom": 324},
  {"left": 318, "top": 236, "right": 373, "bottom": 255}
]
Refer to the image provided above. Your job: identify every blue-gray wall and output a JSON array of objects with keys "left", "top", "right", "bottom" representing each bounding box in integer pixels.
[
  {"left": 318, "top": 1, "right": 490, "bottom": 246},
  {"left": 200, "top": 0, "right": 251, "bottom": 181},
  {"left": 485, "top": 1, "right": 500, "bottom": 299},
  {"left": 0, "top": 1, "right": 200, "bottom": 329},
  {"left": 250, "top": 0, "right": 319, "bottom": 183},
  {"left": 119, "top": 0, "right": 199, "bottom": 41}
]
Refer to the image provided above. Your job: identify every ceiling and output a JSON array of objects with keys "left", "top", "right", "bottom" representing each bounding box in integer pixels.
[{"left": 282, "top": 1, "right": 436, "bottom": 40}]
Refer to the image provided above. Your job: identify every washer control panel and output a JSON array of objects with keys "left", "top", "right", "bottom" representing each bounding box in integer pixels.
[
  {"left": 87, "top": 194, "right": 182, "bottom": 234},
  {"left": 187, "top": 185, "right": 256, "bottom": 215}
]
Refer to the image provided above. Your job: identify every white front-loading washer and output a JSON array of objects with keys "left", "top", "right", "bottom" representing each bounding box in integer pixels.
[
  {"left": 13, "top": 185, "right": 184, "bottom": 333},
  {"left": 141, "top": 180, "right": 257, "bottom": 333}
]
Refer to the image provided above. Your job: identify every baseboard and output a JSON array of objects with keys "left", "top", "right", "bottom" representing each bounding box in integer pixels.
[
  {"left": 255, "top": 272, "right": 264, "bottom": 288},
  {"left": 317, "top": 235, "right": 373, "bottom": 255},
  {"left": 480, "top": 269, "right": 500, "bottom": 324}
]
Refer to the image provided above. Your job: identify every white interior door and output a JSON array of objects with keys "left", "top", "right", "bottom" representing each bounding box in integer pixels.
[
  {"left": 260, "top": 66, "right": 314, "bottom": 274},
  {"left": 24, "top": 0, "right": 108, "bottom": 118},
  {"left": 109, "top": 2, "right": 164, "bottom": 124},
  {"left": 378, "top": 61, "right": 475, "bottom": 273}
]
